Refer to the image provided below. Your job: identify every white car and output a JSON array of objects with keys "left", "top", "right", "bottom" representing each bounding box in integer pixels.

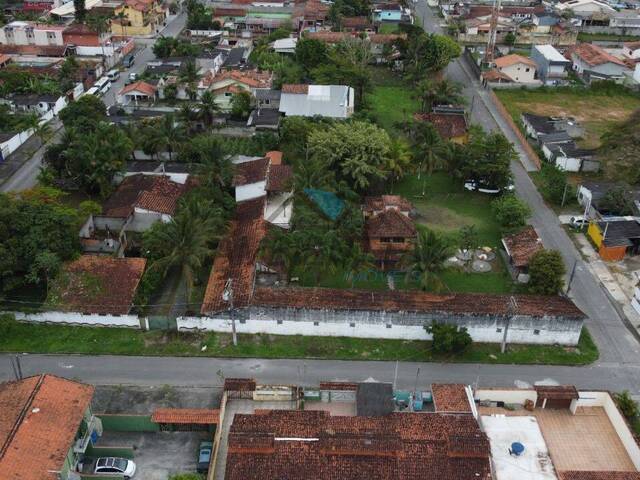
[
  {"left": 464, "top": 179, "right": 514, "bottom": 194},
  {"left": 94, "top": 457, "right": 136, "bottom": 479},
  {"left": 569, "top": 216, "right": 588, "bottom": 228}
]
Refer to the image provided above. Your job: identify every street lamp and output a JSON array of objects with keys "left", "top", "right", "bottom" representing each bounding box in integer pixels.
[{"left": 222, "top": 278, "right": 237, "bottom": 346}]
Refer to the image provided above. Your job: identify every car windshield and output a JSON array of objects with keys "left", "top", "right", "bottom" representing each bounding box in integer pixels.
[{"left": 114, "top": 459, "right": 128, "bottom": 471}]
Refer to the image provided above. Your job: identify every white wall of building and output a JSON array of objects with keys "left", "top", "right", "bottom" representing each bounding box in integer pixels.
[
  {"left": 475, "top": 388, "right": 538, "bottom": 405},
  {"left": 555, "top": 156, "right": 582, "bottom": 172},
  {"left": 235, "top": 181, "right": 267, "bottom": 202},
  {"left": 499, "top": 63, "right": 537, "bottom": 83},
  {"left": 12, "top": 311, "right": 141, "bottom": 328}
]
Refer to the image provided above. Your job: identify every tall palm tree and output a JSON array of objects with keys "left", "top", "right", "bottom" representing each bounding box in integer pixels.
[
  {"left": 402, "top": 228, "right": 453, "bottom": 292},
  {"left": 198, "top": 90, "right": 220, "bottom": 130},
  {"left": 415, "top": 78, "right": 438, "bottom": 113},
  {"left": 114, "top": 10, "right": 128, "bottom": 37},
  {"left": 86, "top": 15, "right": 110, "bottom": 59},
  {"left": 409, "top": 122, "right": 446, "bottom": 195},
  {"left": 158, "top": 113, "right": 184, "bottom": 161},
  {"left": 190, "top": 135, "right": 232, "bottom": 188},
  {"left": 386, "top": 137, "right": 413, "bottom": 180},
  {"left": 260, "top": 227, "right": 297, "bottom": 281},
  {"left": 415, "top": 79, "right": 465, "bottom": 113},
  {"left": 177, "top": 103, "right": 198, "bottom": 131}
]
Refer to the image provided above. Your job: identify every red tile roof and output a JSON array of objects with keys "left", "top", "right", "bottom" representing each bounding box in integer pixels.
[
  {"left": 363, "top": 195, "right": 413, "bottom": 214},
  {"left": 103, "top": 174, "right": 187, "bottom": 217},
  {"left": 432, "top": 384, "right": 472, "bottom": 413},
  {"left": 234, "top": 157, "right": 269, "bottom": 187},
  {"left": 306, "top": 31, "right": 350, "bottom": 43},
  {"left": 494, "top": 54, "right": 537, "bottom": 68},
  {"left": 534, "top": 385, "right": 579, "bottom": 400},
  {"left": 204, "top": 69, "right": 273, "bottom": 89},
  {"left": 252, "top": 286, "right": 587, "bottom": 318},
  {"left": 502, "top": 225, "right": 543, "bottom": 268},
  {"left": 366, "top": 209, "right": 416, "bottom": 238},
  {"left": 266, "top": 164, "right": 293, "bottom": 192},
  {"left": 119, "top": 80, "right": 157, "bottom": 97},
  {"left": 482, "top": 69, "right": 513, "bottom": 82},
  {"left": 266, "top": 150, "right": 283, "bottom": 165},
  {"left": 282, "top": 83, "right": 309, "bottom": 94},
  {"left": 0, "top": 44, "right": 67, "bottom": 56},
  {"left": 225, "top": 410, "right": 491, "bottom": 480},
  {"left": 0, "top": 375, "right": 94, "bottom": 480},
  {"left": 152, "top": 408, "right": 220, "bottom": 424},
  {"left": 201, "top": 197, "right": 267, "bottom": 314},
  {"left": 213, "top": 6, "right": 247, "bottom": 16},
  {"left": 568, "top": 42, "right": 627, "bottom": 67},
  {"left": 224, "top": 378, "right": 257, "bottom": 392},
  {"left": 414, "top": 113, "right": 468, "bottom": 139},
  {"left": 342, "top": 16, "right": 371, "bottom": 28},
  {"left": 47, "top": 256, "right": 146, "bottom": 315},
  {"left": 560, "top": 472, "right": 640, "bottom": 480}
]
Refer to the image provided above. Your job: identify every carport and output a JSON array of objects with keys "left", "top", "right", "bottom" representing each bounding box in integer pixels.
[{"left": 151, "top": 408, "right": 220, "bottom": 432}]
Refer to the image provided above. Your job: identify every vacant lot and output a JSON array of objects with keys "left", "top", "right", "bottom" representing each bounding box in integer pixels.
[
  {"left": 496, "top": 88, "right": 640, "bottom": 149},
  {"left": 365, "top": 67, "right": 419, "bottom": 132}
]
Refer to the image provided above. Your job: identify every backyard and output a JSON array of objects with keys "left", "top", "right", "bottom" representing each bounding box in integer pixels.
[
  {"left": 0, "top": 314, "right": 598, "bottom": 365},
  {"left": 495, "top": 87, "right": 640, "bottom": 150},
  {"left": 365, "top": 66, "right": 419, "bottom": 132}
]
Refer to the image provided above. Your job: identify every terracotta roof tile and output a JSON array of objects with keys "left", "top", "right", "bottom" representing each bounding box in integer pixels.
[
  {"left": 432, "top": 384, "right": 472, "bottom": 413},
  {"left": 560, "top": 472, "right": 640, "bottom": 480},
  {"left": 342, "top": 16, "right": 371, "bottom": 28},
  {"left": 233, "top": 158, "right": 269, "bottom": 187},
  {"left": 569, "top": 42, "right": 627, "bottom": 67},
  {"left": 213, "top": 6, "right": 247, "bottom": 16},
  {"left": 224, "top": 378, "right": 257, "bottom": 392},
  {"left": 119, "top": 80, "right": 157, "bottom": 97},
  {"left": 47, "top": 256, "right": 146, "bottom": 315},
  {"left": 502, "top": 226, "right": 543, "bottom": 268},
  {"left": 0, "top": 375, "right": 94, "bottom": 480},
  {"left": 306, "top": 31, "right": 350, "bottom": 43},
  {"left": 482, "top": 69, "right": 513, "bottom": 82},
  {"left": 414, "top": 113, "right": 468, "bottom": 139},
  {"left": 363, "top": 195, "right": 413, "bottom": 214},
  {"left": 203, "top": 69, "right": 272, "bottom": 89},
  {"left": 494, "top": 54, "right": 537, "bottom": 68},
  {"left": 252, "top": 286, "right": 587, "bottom": 318},
  {"left": 366, "top": 209, "right": 416, "bottom": 238},
  {"left": 103, "top": 174, "right": 187, "bottom": 217},
  {"left": 266, "top": 150, "right": 283, "bottom": 165},
  {"left": 319, "top": 382, "right": 358, "bottom": 391},
  {"left": 282, "top": 83, "right": 309, "bottom": 94},
  {"left": 534, "top": 385, "right": 579, "bottom": 400},
  {"left": 266, "top": 164, "right": 293, "bottom": 192},
  {"left": 151, "top": 408, "right": 220, "bottom": 424}
]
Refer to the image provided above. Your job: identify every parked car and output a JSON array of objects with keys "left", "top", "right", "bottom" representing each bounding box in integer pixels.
[
  {"left": 123, "top": 54, "right": 135, "bottom": 68},
  {"left": 570, "top": 215, "right": 588, "bottom": 229},
  {"left": 125, "top": 72, "right": 138, "bottom": 85},
  {"left": 94, "top": 457, "right": 136, "bottom": 479},
  {"left": 197, "top": 441, "right": 213, "bottom": 473},
  {"left": 107, "top": 69, "right": 120, "bottom": 81},
  {"left": 464, "top": 179, "right": 514, "bottom": 195}
]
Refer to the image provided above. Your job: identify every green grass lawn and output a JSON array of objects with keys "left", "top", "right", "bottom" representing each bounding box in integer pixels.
[
  {"left": 365, "top": 67, "right": 419, "bottom": 132},
  {"left": 577, "top": 32, "right": 640, "bottom": 42},
  {"left": 378, "top": 23, "right": 400, "bottom": 34},
  {"left": 495, "top": 87, "right": 640, "bottom": 149},
  {"left": 0, "top": 314, "right": 598, "bottom": 365}
]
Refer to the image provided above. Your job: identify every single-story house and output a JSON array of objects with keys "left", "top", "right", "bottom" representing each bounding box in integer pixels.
[
  {"left": 501, "top": 225, "right": 543, "bottom": 282},
  {"left": 493, "top": 54, "right": 539, "bottom": 84},
  {"left": 279, "top": 84, "right": 355, "bottom": 119},
  {"left": 0, "top": 374, "right": 98, "bottom": 480},
  {"left": 567, "top": 43, "right": 630, "bottom": 83},
  {"left": 5, "top": 93, "right": 60, "bottom": 114},
  {"left": 272, "top": 37, "right": 297, "bottom": 54},
  {"left": 531, "top": 44, "right": 571, "bottom": 83},
  {"left": 247, "top": 108, "right": 282, "bottom": 130},
  {"left": 373, "top": 3, "right": 403, "bottom": 22},
  {"left": 200, "top": 68, "right": 273, "bottom": 109},
  {"left": 521, "top": 113, "right": 584, "bottom": 140},
  {"left": 578, "top": 181, "right": 640, "bottom": 217},
  {"left": 255, "top": 88, "right": 281, "bottom": 109},
  {"left": 543, "top": 142, "right": 599, "bottom": 172},
  {"left": 413, "top": 111, "right": 469, "bottom": 144},
  {"left": 588, "top": 220, "right": 640, "bottom": 261},
  {"left": 117, "top": 80, "right": 158, "bottom": 105}
]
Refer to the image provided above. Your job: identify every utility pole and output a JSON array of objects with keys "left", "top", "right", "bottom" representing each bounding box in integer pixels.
[
  {"left": 222, "top": 279, "right": 237, "bottom": 346},
  {"left": 566, "top": 259, "right": 578, "bottom": 295},
  {"left": 393, "top": 360, "right": 399, "bottom": 390},
  {"left": 561, "top": 182, "right": 569, "bottom": 207},
  {"left": 501, "top": 296, "right": 517, "bottom": 354},
  {"left": 484, "top": 0, "right": 501, "bottom": 64}
]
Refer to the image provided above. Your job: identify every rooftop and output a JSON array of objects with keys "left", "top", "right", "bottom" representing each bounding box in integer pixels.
[
  {"left": 414, "top": 112, "right": 468, "bottom": 139},
  {"left": 151, "top": 408, "right": 220, "bottom": 424},
  {"left": 495, "top": 53, "right": 537, "bottom": 68},
  {"left": 534, "top": 44, "right": 571, "bottom": 63},
  {"left": 119, "top": 80, "right": 157, "bottom": 97},
  {"left": 265, "top": 164, "right": 293, "bottom": 192},
  {"left": 363, "top": 195, "right": 413, "bottom": 214},
  {"left": 46, "top": 256, "right": 146, "bottom": 315},
  {"left": 233, "top": 157, "right": 269, "bottom": 187},
  {"left": 502, "top": 225, "right": 543, "bottom": 268},
  {"left": 366, "top": 208, "right": 416, "bottom": 238},
  {"left": 432, "top": 384, "right": 472, "bottom": 414},
  {"left": 568, "top": 43, "right": 627, "bottom": 67},
  {"left": 522, "top": 112, "right": 557, "bottom": 134},
  {"left": 596, "top": 220, "right": 640, "bottom": 247},
  {"left": 0, "top": 375, "right": 94, "bottom": 480},
  {"left": 103, "top": 174, "right": 188, "bottom": 217}
]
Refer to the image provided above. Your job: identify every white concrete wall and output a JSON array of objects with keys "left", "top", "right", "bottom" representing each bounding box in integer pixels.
[
  {"left": 555, "top": 156, "right": 582, "bottom": 172},
  {"left": 577, "top": 391, "right": 640, "bottom": 470},
  {"left": 500, "top": 63, "right": 536, "bottom": 83},
  {"left": 13, "top": 311, "right": 140, "bottom": 328},
  {"left": 475, "top": 388, "right": 537, "bottom": 405},
  {"left": 235, "top": 181, "right": 267, "bottom": 202}
]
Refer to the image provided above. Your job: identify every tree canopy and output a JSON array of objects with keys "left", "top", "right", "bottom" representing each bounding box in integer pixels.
[{"left": 528, "top": 249, "right": 566, "bottom": 295}]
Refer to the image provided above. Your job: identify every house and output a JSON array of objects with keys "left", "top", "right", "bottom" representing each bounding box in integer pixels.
[
  {"left": 0, "top": 374, "right": 99, "bottom": 480},
  {"left": 5, "top": 93, "right": 60, "bottom": 114},
  {"left": 247, "top": 108, "right": 282, "bottom": 130},
  {"left": 232, "top": 151, "right": 293, "bottom": 227},
  {"left": 373, "top": 3, "right": 403, "bottom": 22},
  {"left": 272, "top": 36, "right": 297, "bottom": 54},
  {"left": 521, "top": 112, "right": 584, "bottom": 140},
  {"left": 341, "top": 16, "right": 373, "bottom": 32},
  {"left": 279, "top": 84, "right": 355, "bottom": 118},
  {"left": 482, "top": 69, "right": 515, "bottom": 84},
  {"left": 577, "top": 181, "right": 640, "bottom": 217},
  {"left": 502, "top": 225, "right": 543, "bottom": 282},
  {"left": 117, "top": 80, "right": 157, "bottom": 105},
  {"left": 567, "top": 42, "right": 630, "bottom": 83},
  {"left": 47, "top": 255, "right": 146, "bottom": 314},
  {"left": 413, "top": 111, "right": 469, "bottom": 143},
  {"left": 609, "top": 10, "right": 640, "bottom": 30},
  {"left": 0, "top": 21, "right": 66, "bottom": 47},
  {"left": 588, "top": 220, "right": 640, "bottom": 261},
  {"left": 623, "top": 40, "right": 640, "bottom": 60},
  {"left": 554, "top": 0, "right": 615, "bottom": 25},
  {"left": 200, "top": 69, "right": 272, "bottom": 109},
  {"left": 294, "top": 0, "right": 330, "bottom": 31},
  {"left": 62, "top": 22, "right": 111, "bottom": 48},
  {"left": 221, "top": 47, "right": 250, "bottom": 69},
  {"left": 543, "top": 141, "right": 599, "bottom": 172},
  {"left": 363, "top": 195, "right": 416, "bottom": 270},
  {"left": 254, "top": 88, "right": 281, "bottom": 109},
  {"left": 531, "top": 44, "right": 571, "bottom": 83},
  {"left": 493, "top": 54, "right": 538, "bottom": 83},
  {"left": 111, "top": 0, "right": 166, "bottom": 36}
]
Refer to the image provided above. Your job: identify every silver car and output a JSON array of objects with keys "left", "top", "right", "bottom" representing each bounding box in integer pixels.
[{"left": 94, "top": 457, "right": 136, "bottom": 479}]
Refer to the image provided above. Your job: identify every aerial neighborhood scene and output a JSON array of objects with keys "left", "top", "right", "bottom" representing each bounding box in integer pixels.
[{"left": 2, "top": 0, "right": 640, "bottom": 474}]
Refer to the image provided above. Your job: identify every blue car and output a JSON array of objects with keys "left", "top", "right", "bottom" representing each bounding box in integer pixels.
[{"left": 197, "top": 441, "right": 213, "bottom": 473}]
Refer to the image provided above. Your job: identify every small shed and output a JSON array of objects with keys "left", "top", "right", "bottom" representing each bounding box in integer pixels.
[
  {"left": 534, "top": 385, "right": 579, "bottom": 410},
  {"left": 151, "top": 408, "right": 219, "bottom": 432},
  {"left": 356, "top": 382, "right": 394, "bottom": 417}
]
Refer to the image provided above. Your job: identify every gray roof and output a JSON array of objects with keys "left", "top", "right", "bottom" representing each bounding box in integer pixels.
[
  {"left": 279, "top": 85, "right": 352, "bottom": 118},
  {"left": 522, "top": 112, "right": 556, "bottom": 134},
  {"left": 255, "top": 89, "right": 281, "bottom": 101},
  {"left": 356, "top": 382, "right": 394, "bottom": 417},
  {"left": 223, "top": 47, "right": 247, "bottom": 68},
  {"left": 247, "top": 108, "right": 281, "bottom": 127},
  {"left": 596, "top": 220, "right": 640, "bottom": 247},
  {"left": 0, "top": 131, "right": 17, "bottom": 142},
  {"left": 539, "top": 131, "right": 573, "bottom": 144},
  {"left": 11, "top": 93, "right": 58, "bottom": 105},
  {"left": 547, "top": 141, "right": 595, "bottom": 158}
]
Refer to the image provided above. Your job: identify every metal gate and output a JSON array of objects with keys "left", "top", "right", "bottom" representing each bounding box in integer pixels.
[{"left": 147, "top": 316, "right": 177, "bottom": 331}]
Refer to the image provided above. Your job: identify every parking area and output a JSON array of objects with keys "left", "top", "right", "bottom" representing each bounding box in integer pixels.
[{"left": 98, "top": 431, "right": 212, "bottom": 480}]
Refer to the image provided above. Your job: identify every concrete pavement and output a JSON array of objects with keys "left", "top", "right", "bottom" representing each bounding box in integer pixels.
[
  {"left": 2, "top": 354, "right": 640, "bottom": 394},
  {"left": 413, "top": 1, "right": 640, "bottom": 366}
]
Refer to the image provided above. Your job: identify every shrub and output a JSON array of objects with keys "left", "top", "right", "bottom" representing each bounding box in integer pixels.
[
  {"left": 426, "top": 322, "right": 472, "bottom": 354},
  {"left": 528, "top": 249, "right": 566, "bottom": 295},
  {"left": 169, "top": 474, "right": 204, "bottom": 480},
  {"left": 491, "top": 195, "right": 531, "bottom": 231},
  {"left": 615, "top": 390, "right": 639, "bottom": 419},
  {"left": 539, "top": 164, "right": 572, "bottom": 205}
]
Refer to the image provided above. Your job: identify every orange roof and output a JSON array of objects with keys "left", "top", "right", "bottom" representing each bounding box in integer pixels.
[
  {"left": 0, "top": 54, "right": 11, "bottom": 65},
  {"left": 266, "top": 150, "right": 283, "bottom": 165},
  {"left": 203, "top": 69, "right": 272, "bottom": 89},
  {"left": 432, "top": 384, "right": 472, "bottom": 413},
  {"left": 482, "top": 69, "right": 513, "bottom": 82},
  {"left": 282, "top": 83, "right": 309, "bottom": 94},
  {"left": 306, "top": 31, "right": 350, "bottom": 43},
  {"left": 569, "top": 42, "right": 627, "bottom": 67},
  {"left": 152, "top": 408, "right": 220, "bottom": 424},
  {"left": 494, "top": 54, "right": 536, "bottom": 68},
  {"left": 0, "top": 375, "right": 94, "bottom": 480},
  {"left": 119, "top": 80, "right": 157, "bottom": 97},
  {"left": 502, "top": 225, "right": 543, "bottom": 268}
]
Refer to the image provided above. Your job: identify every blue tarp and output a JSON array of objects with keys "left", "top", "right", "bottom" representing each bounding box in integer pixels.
[{"left": 304, "top": 188, "right": 345, "bottom": 220}]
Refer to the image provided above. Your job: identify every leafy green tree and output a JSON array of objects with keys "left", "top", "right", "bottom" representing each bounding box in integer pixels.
[
  {"left": 403, "top": 228, "right": 453, "bottom": 292},
  {"left": 615, "top": 390, "right": 639, "bottom": 419},
  {"left": 461, "top": 128, "right": 515, "bottom": 190},
  {"left": 59, "top": 95, "right": 106, "bottom": 133},
  {"left": 539, "top": 164, "right": 571, "bottom": 205},
  {"left": 408, "top": 121, "right": 446, "bottom": 179},
  {"left": 157, "top": 113, "right": 185, "bottom": 161},
  {"left": 599, "top": 185, "right": 635, "bottom": 216},
  {"left": 528, "top": 249, "right": 565, "bottom": 295},
  {"left": 415, "top": 78, "right": 464, "bottom": 113},
  {"left": 308, "top": 121, "right": 391, "bottom": 191},
  {"left": 458, "top": 225, "right": 478, "bottom": 253},
  {"left": 260, "top": 226, "right": 298, "bottom": 281},
  {"left": 504, "top": 32, "right": 517, "bottom": 46},
  {"left": 230, "top": 91, "right": 252, "bottom": 120},
  {"left": 427, "top": 322, "right": 472, "bottom": 354},
  {"left": 295, "top": 38, "right": 328, "bottom": 72},
  {"left": 26, "top": 251, "right": 62, "bottom": 296},
  {"left": 85, "top": 15, "right": 110, "bottom": 57},
  {"left": 311, "top": 61, "right": 371, "bottom": 106},
  {"left": 387, "top": 137, "right": 413, "bottom": 180},
  {"left": 491, "top": 195, "right": 531, "bottom": 230},
  {"left": 153, "top": 37, "right": 177, "bottom": 58},
  {"left": 397, "top": 32, "right": 461, "bottom": 82},
  {"left": 58, "top": 56, "right": 80, "bottom": 90},
  {"left": 73, "top": 0, "right": 87, "bottom": 22}
]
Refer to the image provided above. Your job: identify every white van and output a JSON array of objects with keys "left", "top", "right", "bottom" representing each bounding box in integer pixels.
[
  {"left": 85, "top": 86, "right": 100, "bottom": 96},
  {"left": 106, "top": 69, "right": 120, "bottom": 81},
  {"left": 94, "top": 76, "right": 111, "bottom": 95}
]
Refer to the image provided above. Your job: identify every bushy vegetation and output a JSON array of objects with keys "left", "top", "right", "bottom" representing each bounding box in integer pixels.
[{"left": 528, "top": 249, "right": 566, "bottom": 295}]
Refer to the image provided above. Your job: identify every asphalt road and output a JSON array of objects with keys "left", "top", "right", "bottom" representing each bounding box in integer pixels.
[
  {"left": 413, "top": 2, "right": 640, "bottom": 366},
  {"left": 2, "top": 354, "right": 640, "bottom": 394}
]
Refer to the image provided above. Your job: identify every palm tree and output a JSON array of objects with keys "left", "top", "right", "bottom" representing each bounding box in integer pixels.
[
  {"left": 198, "top": 90, "right": 220, "bottom": 130},
  {"left": 415, "top": 78, "right": 438, "bottom": 113},
  {"left": 21, "top": 114, "right": 52, "bottom": 146},
  {"left": 402, "top": 228, "right": 453, "bottom": 292},
  {"left": 177, "top": 103, "right": 198, "bottom": 131},
  {"left": 293, "top": 156, "right": 335, "bottom": 191},
  {"left": 434, "top": 79, "right": 465, "bottom": 107},
  {"left": 179, "top": 59, "right": 199, "bottom": 96},
  {"left": 260, "top": 227, "right": 297, "bottom": 281},
  {"left": 409, "top": 122, "right": 446, "bottom": 195},
  {"left": 343, "top": 245, "right": 375, "bottom": 288},
  {"left": 85, "top": 15, "right": 110, "bottom": 59},
  {"left": 158, "top": 113, "right": 184, "bottom": 161},
  {"left": 189, "top": 135, "right": 232, "bottom": 188},
  {"left": 114, "top": 10, "right": 129, "bottom": 37},
  {"left": 386, "top": 137, "right": 413, "bottom": 180}
]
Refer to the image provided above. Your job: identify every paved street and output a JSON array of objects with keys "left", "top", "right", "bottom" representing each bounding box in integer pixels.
[
  {"left": 2, "top": 354, "right": 640, "bottom": 394},
  {"left": 413, "top": 1, "right": 640, "bottom": 366}
]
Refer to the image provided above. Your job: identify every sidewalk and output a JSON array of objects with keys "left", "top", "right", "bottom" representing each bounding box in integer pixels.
[{"left": 574, "top": 234, "right": 640, "bottom": 332}]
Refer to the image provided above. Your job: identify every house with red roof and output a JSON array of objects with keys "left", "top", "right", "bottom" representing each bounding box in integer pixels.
[
  {"left": 117, "top": 80, "right": 158, "bottom": 105},
  {"left": 566, "top": 42, "right": 631, "bottom": 83},
  {"left": 493, "top": 54, "right": 539, "bottom": 83},
  {"left": 199, "top": 68, "right": 273, "bottom": 110}
]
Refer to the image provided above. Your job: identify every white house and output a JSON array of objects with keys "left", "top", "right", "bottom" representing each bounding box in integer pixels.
[
  {"left": 272, "top": 37, "right": 297, "bottom": 54},
  {"left": 0, "top": 21, "right": 65, "bottom": 46},
  {"left": 494, "top": 54, "right": 539, "bottom": 83},
  {"left": 555, "top": 0, "right": 615, "bottom": 20},
  {"left": 531, "top": 44, "right": 571, "bottom": 83},
  {"left": 623, "top": 40, "right": 640, "bottom": 60},
  {"left": 279, "top": 84, "right": 355, "bottom": 118},
  {"left": 117, "top": 81, "right": 157, "bottom": 106},
  {"left": 569, "top": 42, "right": 630, "bottom": 82},
  {"left": 610, "top": 10, "right": 640, "bottom": 30}
]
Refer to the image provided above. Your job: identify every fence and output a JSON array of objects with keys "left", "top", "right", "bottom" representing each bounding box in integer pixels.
[
  {"left": 12, "top": 311, "right": 141, "bottom": 328},
  {"left": 488, "top": 89, "right": 542, "bottom": 169},
  {"left": 87, "top": 444, "right": 135, "bottom": 459},
  {"left": 97, "top": 414, "right": 160, "bottom": 432}
]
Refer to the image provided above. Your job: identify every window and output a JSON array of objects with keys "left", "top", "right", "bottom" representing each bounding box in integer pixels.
[
  {"left": 386, "top": 324, "right": 392, "bottom": 329},
  {"left": 263, "top": 99, "right": 270, "bottom": 105},
  {"left": 526, "top": 67, "right": 530, "bottom": 72},
  {"left": 277, "top": 320, "right": 283, "bottom": 325},
  {"left": 314, "top": 321, "right": 319, "bottom": 326},
  {"left": 533, "top": 329, "right": 540, "bottom": 335},
  {"left": 496, "top": 328, "right": 502, "bottom": 333},
  {"left": 350, "top": 322, "right": 356, "bottom": 327},
  {"left": 239, "top": 319, "right": 246, "bottom": 324}
]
